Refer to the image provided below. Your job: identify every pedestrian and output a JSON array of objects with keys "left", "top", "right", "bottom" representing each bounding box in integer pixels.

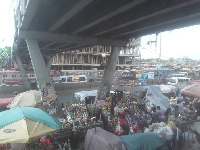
[
  {"left": 14, "top": 91, "right": 18, "bottom": 97},
  {"left": 175, "top": 88, "right": 179, "bottom": 97},
  {"left": 177, "top": 100, "right": 184, "bottom": 115},
  {"left": 151, "top": 107, "right": 159, "bottom": 123},
  {"left": 157, "top": 106, "right": 166, "bottom": 122},
  {"left": 182, "top": 94, "right": 189, "bottom": 105},
  {"left": 165, "top": 108, "right": 172, "bottom": 121}
]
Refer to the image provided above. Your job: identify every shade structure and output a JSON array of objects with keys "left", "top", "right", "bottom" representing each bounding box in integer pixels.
[
  {"left": 7, "top": 90, "right": 42, "bottom": 109},
  {"left": 0, "top": 107, "right": 62, "bottom": 143},
  {"left": 85, "top": 127, "right": 126, "bottom": 150},
  {"left": 119, "top": 132, "right": 167, "bottom": 150},
  {"left": 181, "top": 83, "right": 200, "bottom": 98}
]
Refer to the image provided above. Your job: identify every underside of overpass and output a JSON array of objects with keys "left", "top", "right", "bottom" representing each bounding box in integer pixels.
[
  {"left": 14, "top": 0, "right": 200, "bottom": 63},
  {"left": 13, "top": 0, "right": 200, "bottom": 99}
]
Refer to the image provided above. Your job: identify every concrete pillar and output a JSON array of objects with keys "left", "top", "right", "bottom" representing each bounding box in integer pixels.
[
  {"left": 26, "top": 39, "right": 56, "bottom": 102},
  {"left": 15, "top": 54, "right": 31, "bottom": 91},
  {"left": 97, "top": 47, "right": 120, "bottom": 100},
  {"left": 46, "top": 56, "right": 53, "bottom": 72}
]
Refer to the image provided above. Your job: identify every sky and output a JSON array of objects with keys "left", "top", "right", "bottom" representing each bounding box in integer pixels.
[
  {"left": 140, "top": 25, "right": 200, "bottom": 60},
  {"left": 0, "top": 0, "right": 14, "bottom": 48},
  {"left": 0, "top": 0, "right": 200, "bottom": 60}
]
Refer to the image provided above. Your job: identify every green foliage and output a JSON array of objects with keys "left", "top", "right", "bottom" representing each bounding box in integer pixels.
[
  {"left": 66, "top": 102, "right": 71, "bottom": 107},
  {"left": 0, "top": 46, "right": 11, "bottom": 58}
]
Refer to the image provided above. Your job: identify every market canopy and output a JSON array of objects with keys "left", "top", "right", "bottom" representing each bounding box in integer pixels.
[
  {"left": 119, "top": 132, "right": 167, "bottom": 150},
  {"left": 146, "top": 85, "right": 170, "bottom": 111},
  {"left": 7, "top": 90, "right": 42, "bottom": 109},
  {"left": 0, "top": 107, "right": 61, "bottom": 143},
  {"left": 85, "top": 127, "right": 126, "bottom": 150},
  {"left": 181, "top": 83, "right": 200, "bottom": 98}
]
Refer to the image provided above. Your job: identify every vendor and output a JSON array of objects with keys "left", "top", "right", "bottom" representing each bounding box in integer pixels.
[
  {"left": 182, "top": 94, "right": 190, "bottom": 105},
  {"left": 157, "top": 106, "right": 166, "bottom": 122},
  {"left": 177, "top": 100, "right": 184, "bottom": 115},
  {"left": 168, "top": 112, "right": 181, "bottom": 125},
  {"left": 151, "top": 107, "right": 158, "bottom": 123}
]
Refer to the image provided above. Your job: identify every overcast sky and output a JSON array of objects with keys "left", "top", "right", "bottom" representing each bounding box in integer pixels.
[
  {"left": 0, "top": 0, "right": 200, "bottom": 60},
  {"left": 141, "top": 25, "right": 200, "bottom": 60},
  {"left": 0, "top": 0, "right": 14, "bottom": 48}
]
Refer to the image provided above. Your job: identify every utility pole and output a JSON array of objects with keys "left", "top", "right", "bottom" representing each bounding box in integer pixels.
[{"left": 159, "top": 33, "right": 162, "bottom": 64}]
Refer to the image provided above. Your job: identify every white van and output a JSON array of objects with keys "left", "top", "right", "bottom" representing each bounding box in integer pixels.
[
  {"left": 168, "top": 77, "right": 190, "bottom": 85},
  {"left": 74, "top": 90, "right": 98, "bottom": 102}
]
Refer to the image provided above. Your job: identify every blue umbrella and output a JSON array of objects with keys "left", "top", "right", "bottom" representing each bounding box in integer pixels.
[{"left": 0, "top": 107, "right": 62, "bottom": 143}]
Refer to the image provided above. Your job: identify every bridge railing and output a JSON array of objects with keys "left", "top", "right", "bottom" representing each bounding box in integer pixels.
[
  {"left": 13, "top": 0, "right": 28, "bottom": 39},
  {"left": 176, "top": 119, "right": 200, "bottom": 145}
]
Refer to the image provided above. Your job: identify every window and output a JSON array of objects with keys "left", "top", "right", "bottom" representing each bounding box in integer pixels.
[
  {"left": 169, "top": 79, "right": 176, "bottom": 83},
  {"left": 79, "top": 77, "right": 85, "bottom": 81}
]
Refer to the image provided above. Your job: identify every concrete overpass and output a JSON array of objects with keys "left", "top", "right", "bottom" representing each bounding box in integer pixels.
[{"left": 13, "top": 0, "right": 200, "bottom": 100}]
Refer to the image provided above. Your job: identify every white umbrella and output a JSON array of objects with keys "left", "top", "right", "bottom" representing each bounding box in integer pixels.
[{"left": 7, "top": 90, "right": 42, "bottom": 109}]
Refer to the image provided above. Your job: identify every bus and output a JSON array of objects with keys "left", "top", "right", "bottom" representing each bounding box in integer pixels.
[
  {"left": 0, "top": 69, "right": 60, "bottom": 85},
  {"left": 168, "top": 77, "right": 190, "bottom": 85},
  {"left": 59, "top": 75, "right": 87, "bottom": 83}
]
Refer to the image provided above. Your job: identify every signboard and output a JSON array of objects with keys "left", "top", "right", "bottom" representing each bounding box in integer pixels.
[
  {"left": 72, "top": 75, "right": 79, "bottom": 82},
  {"left": 136, "top": 74, "right": 141, "bottom": 78},
  {"left": 156, "top": 64, "right": 162, "bottom": 70},
  {"left": 40, "top": 83, "right": 55, "bottom": 102},
  {"left": 148, "top": 72, "right": 155, "bottom": 79}
]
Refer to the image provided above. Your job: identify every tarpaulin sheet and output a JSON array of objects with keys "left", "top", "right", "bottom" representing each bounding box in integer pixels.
[
  {"left": 85, "top": 127, "right": 126, "bottom": 150},
  {"left": 146, "top": 86, "right": 170, "bottom": 111},
  {"left": 119, "top": 132, "right": 166, "bottom": 150}
]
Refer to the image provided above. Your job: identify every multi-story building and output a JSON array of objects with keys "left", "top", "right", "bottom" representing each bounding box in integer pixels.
[
  {"left": 176, "top": 57, "right": 192, "bottom": 65},
  {"left": 52, "top": 39, "right": 141, "bottom": 71}
]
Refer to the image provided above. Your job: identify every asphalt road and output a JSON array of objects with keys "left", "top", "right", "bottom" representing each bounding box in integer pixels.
[{"left": 56, "top": 87, "right": 98, "bottom": 104}]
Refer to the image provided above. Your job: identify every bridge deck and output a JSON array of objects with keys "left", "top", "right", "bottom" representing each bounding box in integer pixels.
[{"left": 14, "top": 0, "right": 200, "bottom": 62}]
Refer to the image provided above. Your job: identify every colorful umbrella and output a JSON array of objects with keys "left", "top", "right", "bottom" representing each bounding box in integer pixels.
[
  {"left": 0, "top": 107, "right": 62, "bottom": 143},
  {"left": 7, "top": 90, "right": 42, "bottom": 109}
]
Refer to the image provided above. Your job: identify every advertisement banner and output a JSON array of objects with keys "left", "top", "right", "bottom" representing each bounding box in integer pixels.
[
  {"left": 40, "top": 83, "right": 55, "bottom": 102},
  {"left": 72, "top": 75, "right": 79, "bottom": 82},
  {"left": 148, "top": 72, "right": 155, "bottom": 79}
]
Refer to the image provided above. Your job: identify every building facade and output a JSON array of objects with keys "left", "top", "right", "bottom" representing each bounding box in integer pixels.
[{"left": 52, "top": 38, "right": 141, "bottom": 71}]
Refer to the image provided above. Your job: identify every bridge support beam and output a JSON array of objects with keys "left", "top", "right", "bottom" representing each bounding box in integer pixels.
[
  {"left": 15, "top": 54, "right": 31, "bottom": 91},
  {"left": 97, "top": 47, "right": 120, "bottom": 100},
  {"left": 46, "top": 56, "right": 53, "bottom": 72},
  {"left": 26, "top": 39, "right": 56, "bottom": 102}
]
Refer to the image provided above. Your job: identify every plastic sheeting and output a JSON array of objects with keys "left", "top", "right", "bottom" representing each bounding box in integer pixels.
[
  {"left": 159, "top": 84, "right": 176, "bottom": 93},
  {"left": 119, "top": 132, "right": 166, "bottom": 150},
  {"left": 85, "top": 127, "right": 126, "bottom": 150},
  {"left": 146, "top": 86, "right": 170, "bottom": 111}
]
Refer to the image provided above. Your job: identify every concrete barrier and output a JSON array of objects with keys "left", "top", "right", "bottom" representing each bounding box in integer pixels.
[
  {"left": 0, "top": 82, "right": 101, "bottom": 95},
  {"left": 0, "top": 85, "right": 26, "bottom": 95},
  {"left": 54, "top": 82, "right": 101, "bottom": 92}
]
